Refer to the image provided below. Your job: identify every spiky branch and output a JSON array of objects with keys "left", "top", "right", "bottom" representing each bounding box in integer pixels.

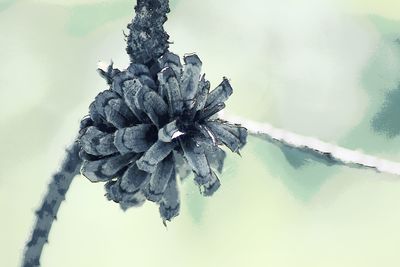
[
  {"left": 126, "top": 0, "right": 170, "bottom": 64},
  {"left": 22, "top": 142, "right": 82, "bottom": 267},
  {"left": 21, "top": 1, "right": 172, "bottom": 266}
]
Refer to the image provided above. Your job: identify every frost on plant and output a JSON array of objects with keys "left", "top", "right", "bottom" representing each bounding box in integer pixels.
[
  {"left": 76, "top": 0, "right": 247, "bottom": 223},
  {"left": 126, "top": 0, "right": 170, "bottom": 64},
  {"left": 76, "top": 0, "right": 247, "bottom": 222},
  {"left": 78, "top": 53, "right": 247, "bottom": 222},
  {"left": 21, "top": 0, "right": 400, "bottom": 266},
  {"left": 22, "top": 1, "right": 247, "bottom": 266}
]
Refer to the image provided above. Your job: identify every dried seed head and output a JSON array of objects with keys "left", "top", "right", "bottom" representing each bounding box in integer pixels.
[{"left": 78, "top": 52, "right": 247, "bottom": 222}]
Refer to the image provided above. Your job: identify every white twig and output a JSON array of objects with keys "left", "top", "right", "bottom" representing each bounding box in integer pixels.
[{"left": 222, "top": 114, "right": 400, "bottom": 176}]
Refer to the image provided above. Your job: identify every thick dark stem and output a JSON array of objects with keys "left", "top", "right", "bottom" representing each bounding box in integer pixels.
[
  {"left": 21, "top": 141, "right": 82, "bottom": 267},
  {"left": 126, "top": 0, "right": 170, "bottom": 64}
]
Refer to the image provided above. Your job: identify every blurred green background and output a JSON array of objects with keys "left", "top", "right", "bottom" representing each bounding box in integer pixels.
[{"left": 2, "top": 0, "right": 400, "bottom": 266}]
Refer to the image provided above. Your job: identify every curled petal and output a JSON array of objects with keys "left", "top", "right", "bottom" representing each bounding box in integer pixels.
[
  {"left": 200, "top": 171, "right": 220, "bottom": 197},
  {"left": 119, "top": 191, "right": 146, "bottom": 211},
  {"left": 159, "top": 168, "right": 180, "bottom": 221},
  {"left": 104, "top": 98, "right": 137, "bottom": 128},
  {"left": 80, "top": 126, "right": 118, "bottom": 156},
  {"left": 135, "top": 85, "right": 168, "bottom": 127},
  {"left": 104, "top": 105, "right": 127, "bottom": 128},
  {"left": 136, "top": 140, "right": 176, "bottom": 173},
  {"left": 157, "top": 52, "right": 182, "bottom": 78},
  {"left": 94, "top": 90, "right": 120, "bottom": 118},
  {"left": 205, "top": 78, "right": 233, "bottom": 109},
  {"left": 194, "top": 123, "right": 217, "bottom": 145},
  {"left": 192, "top": 130, "right": 226, "bottom": 172},
  {"left": 122, "top": 79, "right": 149, "bottom": 122},
  {"left": 120, "top": 161, "right": 150, "bottom": 193},
  {"left": 88, "top": 90, "right": 119, "bottom": 124},
  {"left": 173, "top": 151, "right": 192, "bottom": 180},
  {"left": 79, "top": 149, "right": 100, "bottom": 161},
  {"left": 180, "top": 138, "right": 215, "bottom": 187},
  {"left": 205, "top": 145, "right": 226, "bottom": 173},
  {"left": 127, "top": 64, "right": 150, "bottom": 77},
  {"left": 144, "top": 154, "right": 174, "bottom": 202},
  {"left": 196, "top": 103, "right": 225, "bottom": 121},
  {"left": 127, "top": 64, "right": 156, "bottom": 89},
  {"left": 79, "top": 116, "right": 93, "bottom": 131},
  {"left": 111, "top": 71, "right": 134, "bottom": 96},
  {"left": 138, "top": 75, "right": 157, "bottom": 89},
  {"left": 158, "top": 67, "right": 183, "bottom": 117},
  {"left": 89, "top": 101, "right": 104, "bottom": 124},
  {"left": 105, "top": 180, "right": 123, "bottom": 202},
  {"left": 206, "top": 121, "right": 247, "bottom": 153},
  {"left": 193, "top": 74, "right": 210, "bottom": 112},
  {"left": 105, "top": 180, "right": 146, "bottom": 210},
  {"left": 158, "top": 120, "right": 182, "bottom": 142},
  {"left": 180, "top": 54, "right": 202, "bottom": 104},
  {"left": 114, "top": 124, "right": 156, "bottom": 154},
  {"left": 81, "top": 153, "right": 135, "bottom": 182}
]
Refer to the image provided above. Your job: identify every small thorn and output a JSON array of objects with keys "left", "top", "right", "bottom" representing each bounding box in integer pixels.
[{"left": 97, "top": 60, "right": 110, "bottom": 72}]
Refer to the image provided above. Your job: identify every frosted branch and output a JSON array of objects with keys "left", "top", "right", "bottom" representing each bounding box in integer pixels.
[
  {"left": 126, "top": 0, "right": 170, "bottom": 64},
  {"left": 222, "top": 114, "right": 400, "bottom": 176}
]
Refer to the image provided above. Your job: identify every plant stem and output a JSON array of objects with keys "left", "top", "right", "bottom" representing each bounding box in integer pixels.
[
  {"left": 21, "top": 141, "right": 82, "bottom": 267},
  {"left": 20, "top": 114, "right": 400, "bottom": 267},
  {"left": 22, "top": 0, "right": 171, "bottom": 265},
  {"left": 126, "top": 0, "right": 170, "bottom": 64},
  {"left": 222, "top": 114, "right": 400, "bottom": 176}
]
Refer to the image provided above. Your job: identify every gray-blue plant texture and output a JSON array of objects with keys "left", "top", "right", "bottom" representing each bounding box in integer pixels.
[
  {"left": 80, "top": 52, "right": 247, "bottom": 221},
  {"left": 77, "top": 0, "right": 247, "bottom": 222},
  {"left": 22, "top": 0, "right": 246, "bottom": 266}
]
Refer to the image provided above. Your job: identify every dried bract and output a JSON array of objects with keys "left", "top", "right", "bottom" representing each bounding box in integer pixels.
[{"left": 78, "top": 53, "right": 247, "bottom": 222}]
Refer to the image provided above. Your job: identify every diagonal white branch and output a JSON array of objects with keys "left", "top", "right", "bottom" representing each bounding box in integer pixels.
[{"left": 222, "top": 114, "right": 400, "bottom": 176}]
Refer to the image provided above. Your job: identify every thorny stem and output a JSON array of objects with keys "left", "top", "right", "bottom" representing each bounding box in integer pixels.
[
  {"left": 21, "top": 116, "right": 400, "bottom": 267},
  {"left": 223, "top": 114, "right": 400, "bottom": 176},
  {"left": 21, "top": 141, "right": 82, "bottom": 267},
  {"left": 22, "top": 0, "right": 170, "bottom": 265},
  {"left": 126, "top": 0, "right": 170, "bottom": 64}
]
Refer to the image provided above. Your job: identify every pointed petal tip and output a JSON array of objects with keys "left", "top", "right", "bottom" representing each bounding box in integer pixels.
[
  {"left": 144, "top": 190, "right": 163, "bottom": 203},
  {"left": 136, "top": 159, "right": 157, "bottom": 173},
  {"left": 120, "top": 163, "right": 149, "bottom": 193},
  {"left": 202, "top": 180, "right": 221, "bottom": 197},
  {"left": 97, "top": 60, "right": 111, "bottom": 72},
  {"left": 183, "top": 53, "right": 202, "bottom": 66},
  {"left": 158, "top": 52, "right": 181, "bottom": 67},
  {"left": 159, "top": 66, "right": 176, "bottom": 81},
  {"left": 127, "top": 63, "right": 150, "bottom": 76},
  {"left": 159, "top": 202, "right": 180, "bottom": 221}
]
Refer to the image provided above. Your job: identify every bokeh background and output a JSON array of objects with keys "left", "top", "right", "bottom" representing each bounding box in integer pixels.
[{"left": 2, "top": 0, "right": 400, "bottom": 266}]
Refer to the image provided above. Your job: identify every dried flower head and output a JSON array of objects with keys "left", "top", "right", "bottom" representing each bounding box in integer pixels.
[{"left": 78, "top": 51, "right": 247, "bottom": 222}]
